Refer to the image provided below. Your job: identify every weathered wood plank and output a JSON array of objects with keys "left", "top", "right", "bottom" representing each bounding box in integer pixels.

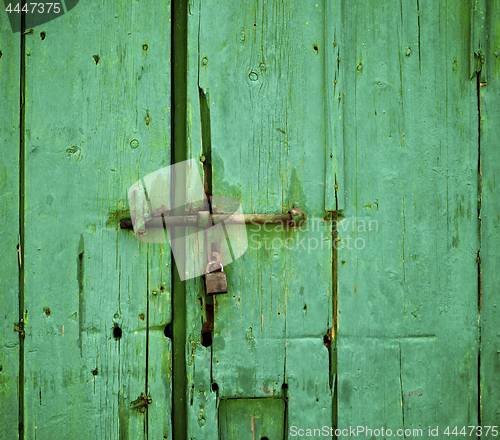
[
  {"left": 0, "top": 9, "right": 21, "bottom": 440},
  {"left": 184, "top": 0, "right": 334, "bottom": 436},
  {"left": 185, "top": 2, "right": 218, "bottom": 437},
  {"left": 337, "top": 0, "right": 479, "bottom": 430},
  {"left": 22, "top": 2, "right": 171, "bottom": 438},
  {"left": 147, "top": 244, "right": 173, "bottom": 439},
  {"left": 199, "top": 0, "right": 331, "bottom": 386},
  {"left": 480, "top": 0, "right": 500, "bottom": 424},
  {"left": 337, "top": 338, "right": 403, "bottom": 429},
  {"left": 398, "top": 0, "right": 479, "bottom": 428},
  {"left": 287, "top": 338, "right": 332, "bottom": 432},
  {"left": 325, "top": 0, "right": 344, "bottom": 212},
  {"left": 185, "top": 262, "right": 217, "bottom": 440},
  {"left": 191, "top": 0, "right": 333, "bottom": 435}
]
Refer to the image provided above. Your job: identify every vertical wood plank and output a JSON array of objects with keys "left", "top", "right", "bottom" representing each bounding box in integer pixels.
[
  {"left": 399, "top": 0, "right": 479, "bottom": 429},
  {"left": 337, "top": 0, "right": 406, "bottom": 429},
  {"left": 480, "top": 0, "right": 500, "bottom": 424},
  {"left": 0, "top": 9, "right": 20, "bottom": 440},
  {"left": 185, "top": 2, "right": 219, "bottom": 438},
  {"left": 325, "top": 0, "right": 344, "bottom": 212},
  {"left": 22, "top": 2, "right": 171, "bottom": 438},
  {"left": 147, "top": 243, "right": 173, "bottom": 439},
  {"left": 337, "top": 0, "right": 479, "bottom": 430},
  {"left": 185, "top": 234, "right": 218, "bottom": 440},
  {"left": 193, "top": 0, "right": 333, "bottom": 435}
]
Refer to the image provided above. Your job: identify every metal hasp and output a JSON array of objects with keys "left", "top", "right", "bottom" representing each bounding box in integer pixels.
[{"left": 119, "top": 208, "right": 305, "bottom": 229}]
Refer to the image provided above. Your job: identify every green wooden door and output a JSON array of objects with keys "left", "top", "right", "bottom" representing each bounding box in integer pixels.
[{"left": 1, "top": 0, "right": 500, "bottom": 439}]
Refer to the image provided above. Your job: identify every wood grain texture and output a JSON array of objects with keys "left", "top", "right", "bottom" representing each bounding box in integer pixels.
[
  {"left": 21, "top": 2, "right": 172, "bottom": 438},
  {"left": 0, "top": 9, "right": 21, "bottom": 440},
  {"left": 187, "top": 0, "right": 333, "bottom": 436},
  {"left": 479, "top": 0, "right": 500, "bottom": 425},
  {"left": 185, "top": 2, "right": 218, "bottom": 438},
  {"left": 1, "top": 0, "right": 497, "bottom": 435},
  {"left": 325, "top": 0, "right": 344, "bottom": 212},
  {"left": 147, "top": 245, "right": 173, "bottom": 440},
  {"left": 336, "top": 0, "right": 479, "bottom": 430}
]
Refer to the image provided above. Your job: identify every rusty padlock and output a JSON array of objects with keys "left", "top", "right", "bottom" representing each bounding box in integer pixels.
[{"left": 205, "top": 259, "right": 228, "bottom": 295}]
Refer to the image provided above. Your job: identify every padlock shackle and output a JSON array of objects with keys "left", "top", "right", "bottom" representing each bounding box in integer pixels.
[{"left": 206, "top": 261, "right": 223, "bottom": 273}]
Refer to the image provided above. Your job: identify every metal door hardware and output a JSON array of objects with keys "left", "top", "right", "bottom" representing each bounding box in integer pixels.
[
  {"left": 205, "top": 261, "right": 228, "bottom": 295},
  {"left": 204, "top": 250, "right": 228, "bottom": 295},
  {"left": 120, "top": 208, "right": 305, "bottom": 230}
]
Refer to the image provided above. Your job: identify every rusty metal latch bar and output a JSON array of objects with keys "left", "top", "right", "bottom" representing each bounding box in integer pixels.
[{"left": 120, "top": 208, "right": 305, "bottom": 230}]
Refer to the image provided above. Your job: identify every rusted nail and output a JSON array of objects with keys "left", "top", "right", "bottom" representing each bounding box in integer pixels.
[{"left": 131, "top": 392, "right": 152, "bottom": 410}]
